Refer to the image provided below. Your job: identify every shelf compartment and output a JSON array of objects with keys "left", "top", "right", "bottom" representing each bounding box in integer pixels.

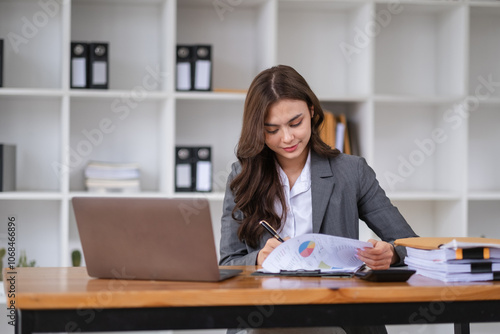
[
  {"left": 373, "top": 102, "right": 466, "bottom": 193},
  {"left": 374, "top": 3, "right": 467, "bottom": 97},
  {"left": 392, "top": 199, "right": 465, "bottom": 238},
  {"left": 0, "top": 97, "right": 62, "bottom": 191},
  {"left": 0, "top": 200, "right": 61, "bottom": 267},
  {"left": 69, "top": 99, "right": 164, "bottom": 192},
  {"left": 71, "top": 0, "right": 170, "bottom": 91},
  {"left": 319, "top": 101, "right": 372, "bottom": 159},
  {"left": 277, "top": 1, "right": 372, "bottom": 98},
  {"left": 175, "top": 99, "right": 244, "bottom": 193},
  {"left": 0, "top": 1, "right": 64, "bottom": 89},
  {"left": 468, "top": 105, "right": 500, "bottom": 192},
  {"left": 468, "top": 200, "right": 500, "bottom": 239},
  {"left": 469, "top": 6, "right": 500, "bottom": 99},
  {"left": 177, "top": 0, "right": 274, "bottom": 92}
]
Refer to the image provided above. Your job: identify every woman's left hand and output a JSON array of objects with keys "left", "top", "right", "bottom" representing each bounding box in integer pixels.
[{"left": 356, "top": 239, "right": 397, "bottom": 270}]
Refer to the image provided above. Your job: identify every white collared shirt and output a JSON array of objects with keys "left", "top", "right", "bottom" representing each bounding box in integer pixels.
[{"left": 275, "top": 151, "right": 313, "bottom": 238}]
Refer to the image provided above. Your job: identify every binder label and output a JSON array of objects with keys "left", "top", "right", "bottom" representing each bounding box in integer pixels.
[
  {"left": 71, "top": 58, "right": 87, "bottom": 87},
  {"left": 92, "top": 61, "right": 107, "bottom": 85},
  {"left": 196, "top": 161, "right": 212, "bottom": 192},
  {"left": 195, "top": 60, "right": 211, "bottom": 90},
  {"left": 176, "top": 164, "right": 192, "bottom": 188},
  {"left": 176, "top": 62, "right": 191, "bottom": 91}
]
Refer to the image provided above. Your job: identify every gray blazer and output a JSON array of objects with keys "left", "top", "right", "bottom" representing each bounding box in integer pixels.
[{"left": 219, "top": 151, "right": 418, "bottom": 266}]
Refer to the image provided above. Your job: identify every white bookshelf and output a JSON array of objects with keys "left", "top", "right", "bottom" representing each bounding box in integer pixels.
[
  {"left": 374, "top": 3, "right": 467, "bottom": 98},
  {"left": 1, "top": 2, "right": 500, "bottom": 330}
]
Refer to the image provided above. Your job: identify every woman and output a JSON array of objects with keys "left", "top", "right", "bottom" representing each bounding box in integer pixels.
[{"left": 219, "top": 65, "right": 417, "bottom": 333}]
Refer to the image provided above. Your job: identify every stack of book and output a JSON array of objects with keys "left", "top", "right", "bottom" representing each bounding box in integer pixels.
[
  {"left": 395, "top": 237, "right": 500, "bottom": 282},
  {"left": 84, "top": 161, "right": 140, "bottom": 193},
  {"left": 319, "top": 111, "right": 357, "bottom": 155}
]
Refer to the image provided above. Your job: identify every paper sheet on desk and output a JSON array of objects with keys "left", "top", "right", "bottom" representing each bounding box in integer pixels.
[{"left": 262, "top": 234, "right": 372, "bottom": 273}]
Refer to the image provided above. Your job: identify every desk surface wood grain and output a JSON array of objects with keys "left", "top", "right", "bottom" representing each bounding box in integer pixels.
[{"left": 5, "top": 266, "right": 500, "bottom": 310}]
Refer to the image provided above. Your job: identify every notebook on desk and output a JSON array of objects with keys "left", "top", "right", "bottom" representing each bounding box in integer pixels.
[{"left": 72, "top": 197, "right": 241, "bottom": 282}]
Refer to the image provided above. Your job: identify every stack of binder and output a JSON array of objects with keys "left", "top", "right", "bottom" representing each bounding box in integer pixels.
[
  {"left": 395, "top": 237, "right": 500, "bottom": 282},
  {"left": 84, "top": 161, "right": 140, "bottom": 193},
  {"left": 71, "top": 41, "right": 109, "bottom": 89},
  {"left": 176, "top": 44, "right": 212, "bottom": 91},
  {"left": 175, "top": 146, "right": 212, "bottom": 192},
  {"left": 319, "top": 111, "right": 354, "bottom": 155}
]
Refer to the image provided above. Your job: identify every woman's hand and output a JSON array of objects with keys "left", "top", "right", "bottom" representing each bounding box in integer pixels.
[
  {"left": 356, "top": 239, "right": 398, "bottom": 270},
  {"left": 256, "top": 238, "right": 288, "bottom": 266}
]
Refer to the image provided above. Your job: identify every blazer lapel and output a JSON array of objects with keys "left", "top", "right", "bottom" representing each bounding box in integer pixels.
[{"left": 311, "top": 151, "right": 335, "bottom": 233}]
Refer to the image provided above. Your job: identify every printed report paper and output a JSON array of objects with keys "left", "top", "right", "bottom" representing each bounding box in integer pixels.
[{"left": 262, "top": 234, "right": 372, "bottom": 273}]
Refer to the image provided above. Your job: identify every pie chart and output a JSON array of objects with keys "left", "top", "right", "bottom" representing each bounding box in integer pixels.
[{"left": 298, "top": 241, "right": 315, "bottom": 257}]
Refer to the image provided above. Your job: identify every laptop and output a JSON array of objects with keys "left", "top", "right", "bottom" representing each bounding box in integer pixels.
[{"left": 72, "top": 197, "right": 241, "bottom": 282}]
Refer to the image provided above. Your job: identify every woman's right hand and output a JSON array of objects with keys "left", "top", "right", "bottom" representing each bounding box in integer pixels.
[{"left": 256, "top": 237, "right": 287, "bottom": 266}]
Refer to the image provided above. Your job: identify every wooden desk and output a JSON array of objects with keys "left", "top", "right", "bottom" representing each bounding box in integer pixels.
[{"left": 5, "top": 266, "right": 500, "bottom": 334}]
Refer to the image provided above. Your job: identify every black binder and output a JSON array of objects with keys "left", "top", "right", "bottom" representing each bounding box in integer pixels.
[
  {"left": 175, "top": 147, "right": 194, "bottom": 192},
  {"left": 70, "top": 42, "right": 89, "bottom": 89},
  {"left": 0, "top": 39, "right": 3, "bottom": 88},
  {"left": 193, "top": 45, "right": 212, "bottom": 91},
  {"left": 175, "top": 146, "right": 212, "bottom": 192},
  {"left": 88, "top": 42, "right": 109, "bottom": 89},
  {"left": 193, "top": 147, "right": 212, "bottom": 192},
  {"left": 0, "top": 144, "right": 16, "bottom": 192},
  {"left": 176, "top": 45, "right": 194, "bottom": 91}
]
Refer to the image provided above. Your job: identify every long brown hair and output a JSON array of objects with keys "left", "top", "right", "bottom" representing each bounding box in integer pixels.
[{"left": 231, "top": 65, "right": 339, "bottom": 248}]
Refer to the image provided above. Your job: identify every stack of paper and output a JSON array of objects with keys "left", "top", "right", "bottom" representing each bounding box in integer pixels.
[
  {"left": 84, "top": 161, "right": 140, "bottom": 193},
  {"left": 395, "top": 237, "right": 500, "bottom": 282}
]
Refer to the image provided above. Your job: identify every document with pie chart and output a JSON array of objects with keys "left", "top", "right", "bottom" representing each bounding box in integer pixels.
[{"left": 262, "top": 234, "right": 373, "bottom": 273}]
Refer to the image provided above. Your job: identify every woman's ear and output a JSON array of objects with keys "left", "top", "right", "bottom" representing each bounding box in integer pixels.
[{"left": 310, "top": 106, "right": 315, "bottom": 118}]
